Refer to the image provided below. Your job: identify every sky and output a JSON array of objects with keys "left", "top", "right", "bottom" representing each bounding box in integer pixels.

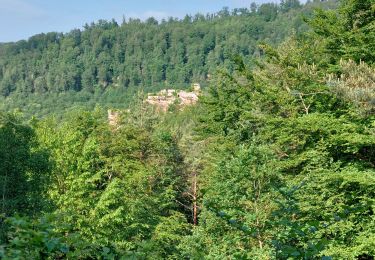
[{"left": 0, "top": 0, "right": 283, "bottom": 43}]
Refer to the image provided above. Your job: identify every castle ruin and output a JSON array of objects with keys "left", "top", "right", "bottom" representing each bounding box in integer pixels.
[{"left": 145, "top": 83, "right": 201, "bottom": 112}]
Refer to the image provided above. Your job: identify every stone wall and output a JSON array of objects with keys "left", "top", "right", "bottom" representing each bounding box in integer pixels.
[{"left": 145, "top": 83, "right": 200, "bottom": 112}]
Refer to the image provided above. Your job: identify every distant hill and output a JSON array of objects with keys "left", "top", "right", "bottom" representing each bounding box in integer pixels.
[{"left": 0, "top": 0, "right": 338, "bottom": 117}]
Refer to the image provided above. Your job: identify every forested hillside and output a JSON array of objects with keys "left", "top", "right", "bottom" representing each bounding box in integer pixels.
[
  {"left": 1, "top": 0, "right": 375, "bottom": 259},
  {"left": 0, "top": 0, "right": 337, "bottom": 118}
]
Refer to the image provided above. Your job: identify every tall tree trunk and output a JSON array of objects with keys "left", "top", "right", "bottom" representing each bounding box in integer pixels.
[{"left": 193, "top": 171, "right": 197, "bottom": 226}]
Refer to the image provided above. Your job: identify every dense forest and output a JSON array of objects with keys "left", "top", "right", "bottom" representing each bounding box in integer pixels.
[
  {"left": 1, "top": 0, "right": 375, "bottom": 259},
  {"left": 0, "top": 0, "right": 338, "bottom": 118}
]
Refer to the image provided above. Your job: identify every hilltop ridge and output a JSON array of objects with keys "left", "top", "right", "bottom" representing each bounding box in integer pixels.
[{"left": 0, "top": 0, "right": 338, "bottom": 118}]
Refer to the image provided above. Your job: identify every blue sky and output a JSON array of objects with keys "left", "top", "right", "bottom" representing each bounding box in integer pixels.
[{"left": 0, "top": 0, "right": 283, "bottom": 43}]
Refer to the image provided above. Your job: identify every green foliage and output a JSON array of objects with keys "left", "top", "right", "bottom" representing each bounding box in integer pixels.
[
  {"left": 1, "top": 0, "right": 374, "bottom": 258},
  {"left": 328, "top": 59, "right": 375, "bottom": 113},
  {"left": 0, "top": 215, "right": 101, "bottom": 259},
  {"left": 30, "top": 108, "right": 190, "bottom": 256},
  {"left": 185, "top": 0, "right": 375, "bottom": 257},
  {"left": 0, "top": 112, "right": 50, "bottom": 239},
  {"left": 181, "top": 143, "right": 279, "bottom": 259},
  {"left": 308, "top": 0, "right": 375, "bottom": 64}
]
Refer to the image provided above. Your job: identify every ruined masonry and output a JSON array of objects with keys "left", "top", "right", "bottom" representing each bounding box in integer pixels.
[
  {"left": 107, "top": 84, "right": 201, "bottom": 126},
  {"left": 108, "top": 109, "right": 120, "bottom": 126},
  {"left": 145, "top": 83, "right": 201, "bottom": 112}
]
